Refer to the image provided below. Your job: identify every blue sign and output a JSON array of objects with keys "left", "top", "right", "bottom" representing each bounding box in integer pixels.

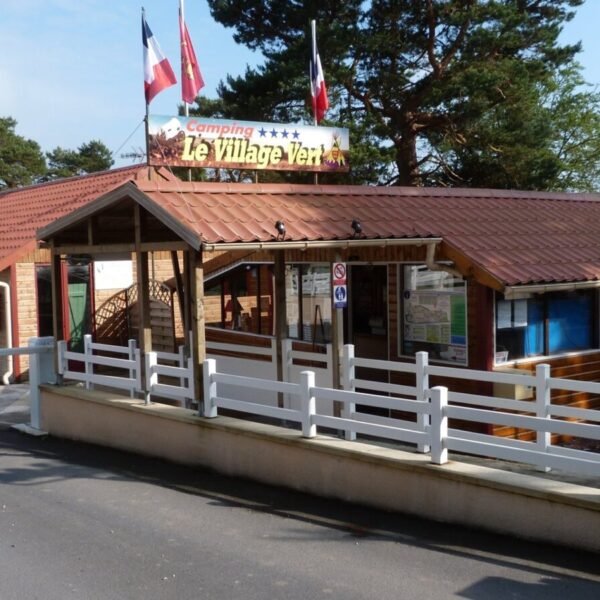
[{"left": 334, "top": 285, "right": 347, "bottom": 308}]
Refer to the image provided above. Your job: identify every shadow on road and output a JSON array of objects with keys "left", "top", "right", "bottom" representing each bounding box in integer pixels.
[{"left": 1, "top": 425, "right": 599, "bottom": 596}]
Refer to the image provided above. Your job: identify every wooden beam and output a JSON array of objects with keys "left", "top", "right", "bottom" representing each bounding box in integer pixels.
[
  {"left": 50, "top": 245, "right": 64, "bottom": 377},
  {"left": 274, "top": 251, "right": 286, "bottom": 408},
  {"left": 50, "top": 241, "right": 190, "bottom": 255},
  {"left": 171, "top": 251, "right": 185, "bottom": 326},
  {"left": 87, "top": 217, "right": 94, "bottom": 245},
  {"left": 52, "top": 243, "right": 136, "bottom": 255},
  {"left": 187, "top": 248, "right": 205, "bottom": 408},
  {"left": 331, "top": 253, "right": 344, "bottom": 417},
  {"left": 135, "top": 206, "right": 152, "bottom": 358}
]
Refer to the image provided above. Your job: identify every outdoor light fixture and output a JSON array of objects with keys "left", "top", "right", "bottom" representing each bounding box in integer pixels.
[
  {"left": 275, "top": 220, "right": 286, "bottom": 239},
  {"left": 351, "top": 219, "right": 362, "bottom": 237}
]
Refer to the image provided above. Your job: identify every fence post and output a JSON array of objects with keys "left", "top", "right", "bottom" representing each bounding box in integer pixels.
[
  {"left": 300, "top": 370, "right": 316, "bottom": 438},
  {"left": 281, "top": 338, "right": 293, "bottom": 409},
  {"left": 84, "top": 334, "right": 93, "bottom": 390},
  {"left": 203, "top": 359, "right": 217, "bottom": 418},
  {"left": 342, "top": 344, "right": 356, "bottom": 441},
  {"left": 27, "top": 337, "right": 56, "bottom": 430},
  {"left": 430, "top": 386, "right": 448, "bottom": 465},
  {"left": 134, "top": 349, "right": 142, "bottom": 396},
  {"left": 145, "top": 352, "right": 157, "bottom": 405},
  {"left": 416, "top": 351, "right": 430, "bottom": 453},
  {"left": 128, "top": 339, "right": 137, "bottom": 398},
  {"left": 57, "top": 341, "right": 67, "bottom": 377},
  {"left": 186, "top": 356, "right": 195, "bottom": 409},
  {"left": 536, "top": 363, "right": 551, "bottom": 472},
  {"left": 178, "top": 344, "right": 186, "bottom": 389}
]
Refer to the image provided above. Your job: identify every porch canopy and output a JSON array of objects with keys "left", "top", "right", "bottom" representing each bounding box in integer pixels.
[{"left": 36, "top": 175, "right": 600, "bottom": 401}]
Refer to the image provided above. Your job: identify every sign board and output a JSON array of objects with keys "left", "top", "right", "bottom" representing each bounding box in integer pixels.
[
  {"left": 333, "top": 284, "right": 347, "bottom": 308},
  {"left": 332, "top": 262, "right": 347, "bottom": 285},
  {"left": 147, "top": 115, "right": 349, "bottom": 173}
]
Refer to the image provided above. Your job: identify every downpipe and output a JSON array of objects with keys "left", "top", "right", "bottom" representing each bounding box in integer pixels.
[{"left": 0, "top": 281, "right": 13, "bottom": 384}]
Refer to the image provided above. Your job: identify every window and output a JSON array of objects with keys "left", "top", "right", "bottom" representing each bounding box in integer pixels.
[
  {"left": 286, "top": 264, "right": 332, "bottom": 343},
  {"left": 401, "top": 266, "right": 467, "bottom": 364},
  {"left": 495, "top": 290, "right": 598, "bottom": 362},
  {"left": 36, "top": 266, "right": 53, "bottom": 337},
  {"left": 204, "top": 264, "right": 273, "bottom": 335}
]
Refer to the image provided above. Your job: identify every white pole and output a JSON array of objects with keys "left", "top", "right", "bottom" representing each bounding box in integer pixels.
[
  {"left": 310, "top": 19, "right": 317, "bottom": 128},
  {"left": 180, "top": 0, "right": 189, "bottom": 118},
  {"left": 311, "top": 19, "right": 318, "bottom": 183}
]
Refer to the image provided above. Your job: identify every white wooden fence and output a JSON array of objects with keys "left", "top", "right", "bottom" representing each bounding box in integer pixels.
[
  {"left": 203, "top": 345, "right": 600, "bottom": 477},
  {"left": 145, "top": 348, "right": 195, "bottom": 407},
  {"left": 57, "top": 335, "right": 141, "bottom": 396},
  {"left": 55, "top": 335, "right": 600, "bottom": 477}
]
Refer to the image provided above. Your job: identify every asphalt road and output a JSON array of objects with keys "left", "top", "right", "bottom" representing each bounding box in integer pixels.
[{"left": 1, "top": 400, "right": 599, "bottom": 599}]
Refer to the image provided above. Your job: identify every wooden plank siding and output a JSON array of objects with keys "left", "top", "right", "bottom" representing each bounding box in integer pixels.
[{"left": 496, "top": 352, "right": 600, "bottom": 443}]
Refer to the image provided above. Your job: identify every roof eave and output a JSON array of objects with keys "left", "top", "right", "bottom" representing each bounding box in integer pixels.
[
  {"left": 503, "top": 280, "right": 600, "bottom": 299},
  {"left": 201, "top": 237, "right": 443, "bottom": 252},
  {"left": 36, "top": 181, "right": 202, "bottom": 251}
]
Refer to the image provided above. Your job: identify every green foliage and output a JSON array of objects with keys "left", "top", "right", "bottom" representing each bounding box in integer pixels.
[
  {"left": 206, "top": 0, "right": 593, "bottom": 189},
  {"left": 0, "top": 117, "right": 46, "bottom": 188},
  {"left": 46, "top": 140, "right": 114, "bottom": 179}
]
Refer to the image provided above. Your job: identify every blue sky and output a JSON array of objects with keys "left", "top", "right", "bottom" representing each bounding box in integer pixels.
[{"left": 0, "top": 0, "right": 598, "bottom": 168}]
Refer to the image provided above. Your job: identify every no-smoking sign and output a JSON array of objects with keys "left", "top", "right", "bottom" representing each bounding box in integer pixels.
[{"left": 333, "top": 262, "right": 347, "bottom": 285}]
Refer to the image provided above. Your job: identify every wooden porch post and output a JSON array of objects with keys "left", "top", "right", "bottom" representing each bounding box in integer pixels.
[
  {"left": 171, "top": 251, "right": 185, "bottom": 327},
  {"left": 183, "top": 251, "right": 192, "bottom": 348},
  {"left": 331, "top": 252, "right": 344, "bottom": 416},
  {"left": 274, "top": 251, "right": 286, "bottom": 407},
  {"left": 187, "top": 247, "right": 205, "bottom": 408},
  {"left": 135, "top": 206, "right": 152, "bottom": 357},
  {"left": 50, "top": 244, "right": 64, "bottom": 379}
]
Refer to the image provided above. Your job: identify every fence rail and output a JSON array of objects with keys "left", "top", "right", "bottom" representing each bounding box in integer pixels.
[
  {"left": 52, "top": 334, "right": 600, "bottom": 477},
  {"left": 57, "top": 335, "right": 141, "bottom": 396},
  {"left": 203, "top": 344, "right": 600, "bottom": 476},
  {"left": 145, "top": 350, "right": 195, "bottom": 407}
]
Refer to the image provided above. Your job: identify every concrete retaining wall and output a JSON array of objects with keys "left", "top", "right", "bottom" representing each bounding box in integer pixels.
[{"left": 40, "top": 385, "right": 600, "bottom": 553}]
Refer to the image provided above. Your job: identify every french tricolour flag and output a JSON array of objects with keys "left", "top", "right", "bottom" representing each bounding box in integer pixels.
[
  {"left": 142, "top": 12, "right": 177, "bottom": 105},
  {"left": 310, "top": 20, "right": 329, "bottom": 124}
]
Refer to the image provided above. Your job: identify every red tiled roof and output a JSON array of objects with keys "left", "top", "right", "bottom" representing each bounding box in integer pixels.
[
  {"left": 0, "top": 166, "right": 164, "bottom": 271},
  {"left": 132, "top": 181, "right": 600, "bottom": 288}
]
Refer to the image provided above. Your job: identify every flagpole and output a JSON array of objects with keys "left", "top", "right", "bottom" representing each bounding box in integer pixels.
[
  {"left": 311, "top": 20, "right": 318, "bottom": 128},
  {"left": 143, "top": 7, "right": 151, "bottom": 170},
  {"left": 311, "top": 19, "right": 318, "bottom": 184},
  {"left": 179, "top": 0, "right": 192, "bottom": 181},
  {"left": 180, "top": 0, "right": 188, "bottom": 119}
]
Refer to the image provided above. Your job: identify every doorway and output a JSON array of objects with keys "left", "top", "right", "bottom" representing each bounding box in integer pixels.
[
  {"left": 348, "top": 265, "right": 388, "bottom": 360},
  {"left": 64, "top": 263, "right": 93, "bottom": 353}
]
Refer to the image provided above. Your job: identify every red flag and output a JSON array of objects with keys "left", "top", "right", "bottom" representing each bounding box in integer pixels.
[
  {"left": 180, "top": 11, "right": 205, "bottom": 104},
  {"left": 310, "top": 20, "right": 329, "bottom": 124},
  {"left": 142, "top": 12, "right": 177, "bottom": 104}
]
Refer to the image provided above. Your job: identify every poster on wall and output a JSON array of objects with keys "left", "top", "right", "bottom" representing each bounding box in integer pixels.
[
  {"left": 403, "top": 290, "right": 467, "bottom": 350},
  {"left": 147, "top": 115, "right": 350, "bottom": 173}
]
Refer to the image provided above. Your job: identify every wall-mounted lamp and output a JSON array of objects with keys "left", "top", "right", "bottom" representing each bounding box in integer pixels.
[
  {"left": 351, "top": 219, "right": 362, "bottom": 237},
  {"left": 275, "top": 220, "right": 286, "bottom": 239}
]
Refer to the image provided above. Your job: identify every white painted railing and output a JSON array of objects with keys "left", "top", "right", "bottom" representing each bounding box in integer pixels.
[
  {"left": 203, "top": 356, "right": 450, "bottom": 464},
  {"left": 57, "top": 335, "right": 141, "bottom": 396},
  {"left": 145, "top": 349, "right": 195, "bottom": 407},
  {"left": 0, "top": 337, "right": 55, "bottom": 431},
  {"left": 203, "top": 346, "right": 600, "bottom": 476},
  {"left": 52, "top": 333, "right": 600, "bottom": 476},
  {"left": 283, "top": 339, "right": 333, "bottom": 413},
  {"left": 207, "top": 332, "right": 278, "bottom": 405}
]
